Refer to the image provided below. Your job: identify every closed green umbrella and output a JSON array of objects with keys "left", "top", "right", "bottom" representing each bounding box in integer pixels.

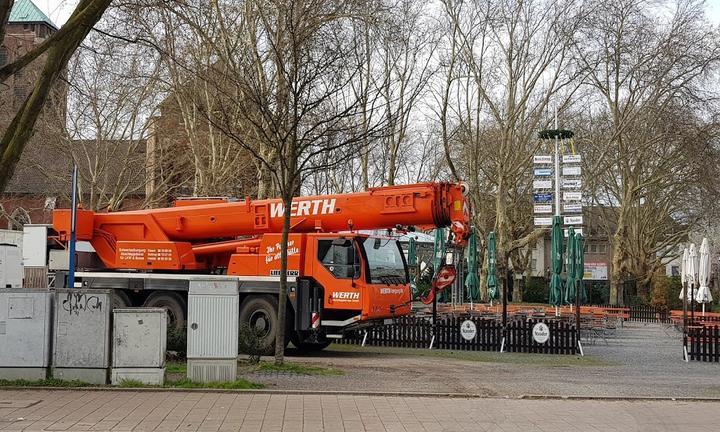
[
  {"left": 408, "top": 237, "right": 418, "bottom": 296},
  {"left": 564, "top": 227, "right": 577, "bottom": 304},
  {"left": 465, "top": 228, "right": 480, "bottom": 302},
  {"left": 432, "top": 228, "right": 451, "bottom": 302},
  {"left": 408, "top": 237, "right": 417, "bottom": 267},
  {"left": 549, "top": 216, "right": 563, "bottom": 307},
  {"left": 432, "top": 228, "right": 445, "bottom": 275},
  {"left": 487, "top": 231, "right": 498, "bottom": 302},
  {"left": 574, "top": 233, "right": 587, "bottom": 303}
]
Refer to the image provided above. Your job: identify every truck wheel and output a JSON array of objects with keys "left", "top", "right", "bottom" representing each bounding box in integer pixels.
[
  {"left": 239, "top": 295, "right": 288, "bottom": 356},
  {"left": 143, "top": 291, "right": 186, "bottom": 331},
  {"left": 111, "top": 290, "right": 131, "bottom": 310}
]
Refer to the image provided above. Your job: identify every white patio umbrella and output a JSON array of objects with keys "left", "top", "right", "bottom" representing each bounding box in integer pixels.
[
  {"left": 687, "top": 243, "right": 698, "bottom": 306},
  {"left": 680, "top": 248, "right": 690, "bottom": 301},
  {"left": 695, "top": 238, "right": 713, "bottom": 314}
]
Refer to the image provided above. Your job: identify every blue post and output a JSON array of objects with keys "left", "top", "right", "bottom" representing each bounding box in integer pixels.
[{"left": 67, "top": 164, "right": 78, "bottom": 288}]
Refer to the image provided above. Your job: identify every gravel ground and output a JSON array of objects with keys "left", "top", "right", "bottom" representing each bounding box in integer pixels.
[{"left": 241, "top": 322, "right": 720, "bottom": 398}]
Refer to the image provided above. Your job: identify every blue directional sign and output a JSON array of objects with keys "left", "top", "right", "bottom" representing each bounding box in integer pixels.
[
  {"left": 533, "top": 193, "right": 553, "bottom": 203},
  {"left": 534, "top": 168, "right": 552, "bottom": 177}
]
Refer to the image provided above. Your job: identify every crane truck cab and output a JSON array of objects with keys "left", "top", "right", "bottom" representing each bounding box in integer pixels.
[{"left": 51, "top": 182, "right": 471, "bottom": 354}]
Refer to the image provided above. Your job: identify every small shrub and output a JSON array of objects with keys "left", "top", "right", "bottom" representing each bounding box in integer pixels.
[
  {"left": 166, "top": 325, "right": 187, "bottom": 359},
  {"left": 523, "top": 277, "right": 548, "bottom": 303},
  {"left": 239, "top": 323, "right": 265, "bottom": 364}
]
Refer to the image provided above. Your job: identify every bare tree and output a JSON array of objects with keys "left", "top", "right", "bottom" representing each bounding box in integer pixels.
[
  {"left": 129, "top": 0, "right": 389, "bottom": 364},
  {"left": 0, "top": 0, "right": 112, "bottom": 193},
  {"left": 574, "top": 0, "right": 720, "bottom": 304},
  {"left": 438, "top": 0, "right": 585, "bottom": 299}
]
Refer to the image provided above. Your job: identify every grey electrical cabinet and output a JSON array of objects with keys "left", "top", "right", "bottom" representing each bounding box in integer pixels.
[
  {"left": 0, "top": 289, "right": 53, "bottom": 380},
  {"left": 53, "top": 289, "right": 111, "bottom": 384},
  {"left": 111, "top": 308, "right": 167, "bottom": 385},
  {"left": 187, "top": 279, "right": 239, "bottom": 382},
  {"left": 0, "top": 244, "right": 22, "bottom": 288}
]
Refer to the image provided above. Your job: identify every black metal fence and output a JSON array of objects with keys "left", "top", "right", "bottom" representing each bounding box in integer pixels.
[
  {"left": 338, "top": 316, "right": 577, "bottom": 355},
  {"left": 582, "top": 304, "right": 670, "bottom": 323},
  {"left": 504, "top": 320, "right": 577, "bottom": 354},
  {"left": 686, "top": 326, "right": 720, "bottom": 362}
]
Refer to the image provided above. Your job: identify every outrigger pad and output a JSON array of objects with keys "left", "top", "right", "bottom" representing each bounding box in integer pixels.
[{"left": 538, "top": 129, "right": 574, "bottom": 140}]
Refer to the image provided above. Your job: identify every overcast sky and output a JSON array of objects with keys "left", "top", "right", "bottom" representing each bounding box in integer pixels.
[{"left": 37, "top": 0, "right": 720, "bottom": 28}]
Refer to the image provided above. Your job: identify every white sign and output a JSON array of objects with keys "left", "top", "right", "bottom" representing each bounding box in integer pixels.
[
  {"left": 532, "top": 322, "right": 550, "bottom": 344},
  {"left": 460, "top": 320, "right": 477, "bottom": 341},
  {"left": 534, "top": 204, "right": 553, "bottom": 214},
  {"left": 562, "top": 179, "right": 582, "bottom": 189},
  {"left": 564, "top": 215, "right": 584, "bottom": 225},
  {"left": 563, "top": 203, "right": 583, "bottom": 213},
  {"left": 563, "top": 155, "right": 582, "bottom": 164},
  {"left": 534, "top": 155, "right": 553, "bottom": 164},
  {"left": 564, "top": 228, "right": 584, "bottom": 237},
  {"left": 534, "top": 217, "right": 553, "bottom": 226},
  {"left": 585, "top": 262, "right": 608, "bottom": 280},
  {"left": 563, "top": 191, "right": 582, "bottom": 202},
  {"left": 533, "top": 180, "right": 552, "bottom": 189},
  {"left": 562, "top": 166, "right": 582, "bottom": 176}
]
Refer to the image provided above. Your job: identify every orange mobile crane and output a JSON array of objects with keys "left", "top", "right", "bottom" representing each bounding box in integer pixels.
[{"left": 52, "top": 182, "right": 470, "bottom": 353}]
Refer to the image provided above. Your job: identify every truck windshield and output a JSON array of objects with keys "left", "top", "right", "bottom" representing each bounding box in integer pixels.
[{"left": 362, "top": 237, "right": 408, "bottom": 284}]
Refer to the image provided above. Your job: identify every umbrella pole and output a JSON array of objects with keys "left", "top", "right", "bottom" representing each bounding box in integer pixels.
[
  {"left": 432, "top": 285, "right": 437, "bottom": 342},
  {"left": 691, "top": 283, "right": 695, "bottom": 325},
  {"left": 682, "top": 281, "right": 687, "bottom": 336},
  {"left": 575, "top": 280, "right": 580, "bottom": 329},
  {"left": 502, "top": 278, "right": 508, "bottom": 328}
]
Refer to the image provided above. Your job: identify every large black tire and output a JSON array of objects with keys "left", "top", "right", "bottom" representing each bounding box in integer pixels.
[
  {"left": 239, "top": 295, "right": 289, "bottom": 356},
  {"left": 111, "top": 290, "right": 132, "bottom": 310},
  {"left": 143, "top": 291, "right": 187, "bottom": 331}
]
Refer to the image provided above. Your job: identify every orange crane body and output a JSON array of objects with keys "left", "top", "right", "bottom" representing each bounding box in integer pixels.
[{"left": 51, "top": 182, "right": 470, "bottom": 345}]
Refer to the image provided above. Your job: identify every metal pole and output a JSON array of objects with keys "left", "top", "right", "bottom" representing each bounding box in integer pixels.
[
  {"left": 690, "top": 283, "right": 695, "bottom": 324},
  {"left": 575, "top": 279, "right": 580, "bottom": 330},
  {"left": 502, "top": 272, "right": 508, "bottom": 328},
  {"left": 554, "top": 109, "right": 560, "bottom": 217},
  {"left": 67, "top": 164, "right": 78, "bottom": 289},
  {"left": 432, "top": 283, "right": 438, "bottom": 341}
]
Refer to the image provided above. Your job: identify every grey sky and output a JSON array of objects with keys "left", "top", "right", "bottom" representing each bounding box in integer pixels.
[{"left": 39, "top": 0, "right": 720, "bottom": 28}]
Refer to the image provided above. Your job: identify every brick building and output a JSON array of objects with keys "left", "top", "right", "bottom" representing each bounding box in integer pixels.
[
  {"left": 0, "top": 0, "right": 60, "bottom": 229},
  {"left": 1, "top": 1, "right": 146, "bottom": 230}
]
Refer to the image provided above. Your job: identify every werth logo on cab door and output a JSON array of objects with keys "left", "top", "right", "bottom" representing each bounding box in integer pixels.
[{"left": 332, "top": 292, "right": 360, "bottom": 301}]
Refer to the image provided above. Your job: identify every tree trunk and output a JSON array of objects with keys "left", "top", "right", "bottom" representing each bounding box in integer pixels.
[
  {"left": 0, "top": 0, "right": 112, "bottom": 193},
  {"left": 274, "top": 191, "right": 292, "bottom": 365}
]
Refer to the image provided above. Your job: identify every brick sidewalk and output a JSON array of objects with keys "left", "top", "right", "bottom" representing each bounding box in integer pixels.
[{"left": 0, "top": 389, "right": 716, "bottom": 431}]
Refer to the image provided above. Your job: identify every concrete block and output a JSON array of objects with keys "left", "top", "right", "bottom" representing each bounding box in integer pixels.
[
  {"left": 0, "top": 367, "right": 48, "bottom": 380},
  {"left": 187, "top": 359, "right": 236, "bottom": 383},
  {"left": 52, "top": 367, "right": 108, "bottom": 385},
  {"left": 111, "top": 368, "right": 165, "bottom": 385}
]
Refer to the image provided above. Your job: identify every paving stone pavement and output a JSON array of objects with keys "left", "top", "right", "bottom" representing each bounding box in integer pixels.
[{"left": 0, "top": 389, "right": 718, "bottom": 431}]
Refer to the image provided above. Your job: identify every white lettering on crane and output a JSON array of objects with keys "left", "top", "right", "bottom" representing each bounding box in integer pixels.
[
  {"left": 297, "top": 200, "right": 311, "bottom": 216},
  {"left": 270, "top": 199, "right": 336, "bottom": 218}
]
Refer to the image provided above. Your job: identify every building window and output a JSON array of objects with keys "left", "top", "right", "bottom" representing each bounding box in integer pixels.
[
  {"left": 9, "top": 207, "right": 31, "bottom": 231},
  {"left": 590, "top": 244, "right": 597, "bottom": 253},
  {"left": 531, "top": 258, "right": 537, "bottom": 270},
  {"left": 598, "top": 244, "right": 607, "bottom": 254},
  {"left": 671, "top": 266, "right": 680, "bottom": 277}
]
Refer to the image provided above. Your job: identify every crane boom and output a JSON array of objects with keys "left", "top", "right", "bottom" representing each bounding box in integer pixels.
[{"left": 53, "top": 182, "right": 470, "bottom": 271}]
